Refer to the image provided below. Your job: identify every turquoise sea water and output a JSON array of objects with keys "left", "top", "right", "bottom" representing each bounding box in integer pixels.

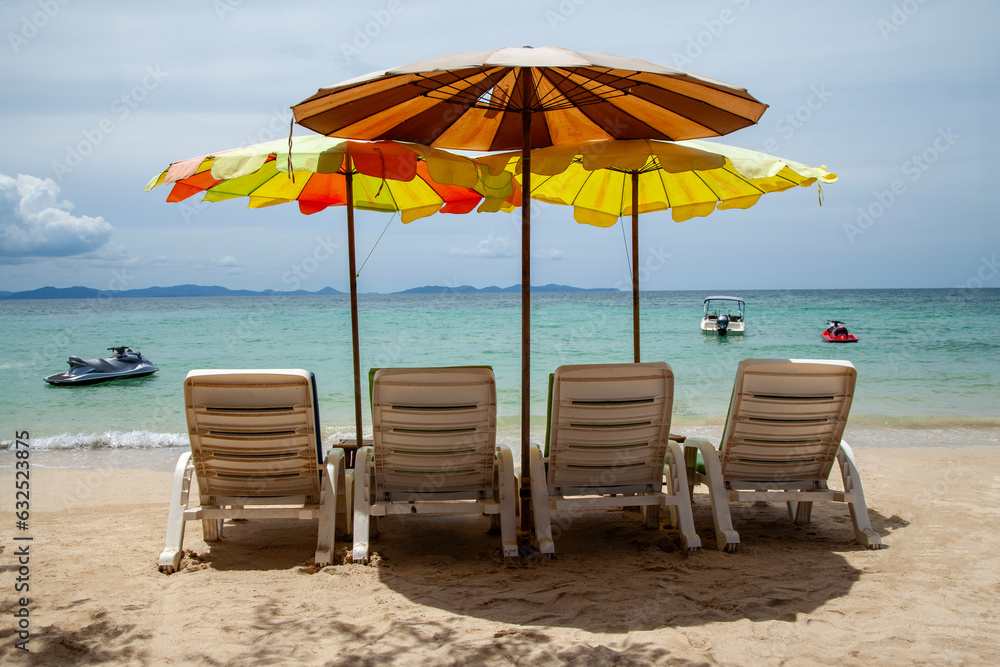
[{"left": 1, "top": 289, "right": 998, "bottom": 453}]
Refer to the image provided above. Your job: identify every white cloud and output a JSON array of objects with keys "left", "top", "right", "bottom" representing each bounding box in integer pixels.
[
  {"left": 450, "top": 233, "right": 515, "bottom": 259},
  {"left": 0, "top": 173, "right": 113, "bottom": 257},
  {"left": 217, "top": 255, "right": 241, "bottom": 273}
]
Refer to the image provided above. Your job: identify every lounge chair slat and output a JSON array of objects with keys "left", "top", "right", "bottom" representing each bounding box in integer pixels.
[
  {"left": 526, "top": 362, "right": 702, "bottom": 555},
  {"left": 353, "top": 367, "right": 518, "bottom": 563},
  {"left": 684, "top": 359, "right": 884, "bottom": 551},
  {"left": 157, "top": 369, "right": 352, "bottom": 573}
]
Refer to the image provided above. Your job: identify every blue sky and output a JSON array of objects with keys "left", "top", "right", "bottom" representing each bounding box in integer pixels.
[{"left": 1, "top": 0, "right": 997, "bottom": 294}]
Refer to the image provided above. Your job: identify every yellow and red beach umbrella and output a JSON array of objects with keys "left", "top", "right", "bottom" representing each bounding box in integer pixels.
[
  {"left": 477, "top": 138, "right": 837, "bottom": 361},
  {"left": 146, "top": 135, "right": 515, "bottom": 449},
  {"left": 146, "top": 134, "right": 513, "bottom": 221}
]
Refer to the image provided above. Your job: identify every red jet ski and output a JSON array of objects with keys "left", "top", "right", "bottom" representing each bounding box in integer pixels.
[{"left": 822, "top": 321, "right": 858, "bottom": 343}]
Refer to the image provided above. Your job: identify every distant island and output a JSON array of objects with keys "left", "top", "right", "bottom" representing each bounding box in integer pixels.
[
  {"left": 0, "top": 284, "right": 614, "bottom": 300},
  {"left": 0, "top": 284, "right": 345, "bottom": 300},
  {"left": 395, "top": 284, "right": 615, "bottom": 294}
]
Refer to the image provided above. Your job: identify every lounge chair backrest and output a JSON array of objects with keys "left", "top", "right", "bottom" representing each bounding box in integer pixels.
[
  {"left": 184, "top": 369, "right": 322, "bottom": 499},
  {"left": 720, "top": 359, "right": 857, "bottom": 483},
  {"left": 547, "top": 362, "right": 673, "bottom": 494},
  {"left": 371, "top": 367, "right": 497, "bottom": 501}
]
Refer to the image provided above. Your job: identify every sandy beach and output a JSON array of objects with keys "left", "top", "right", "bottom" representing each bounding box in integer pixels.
[{"left": 2, "top": 440, "right": 999, "bottom": 665}]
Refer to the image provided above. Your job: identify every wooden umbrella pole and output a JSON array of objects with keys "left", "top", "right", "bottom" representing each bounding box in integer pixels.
[
  {"left": 520, "top": 104, "right": 533, "bottom": 532},
  {"left": 345, "top": 158, "right": 364, "bottom": 452},
  {"left": 631, "top": 170, "right": 640, "bottom": 363}
]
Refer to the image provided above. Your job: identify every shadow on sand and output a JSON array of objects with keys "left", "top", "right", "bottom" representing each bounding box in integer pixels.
[
  {"left": 190, "top": 491, "right": 905, "bottom": 630},
  {"left": 368, "top": 497, "right": 905, "bottom": 630},
  {"left": 128, "top": 494, "right": 910, "bottom": 665}
]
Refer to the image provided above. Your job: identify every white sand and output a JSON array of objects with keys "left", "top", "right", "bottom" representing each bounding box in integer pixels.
[{"left": 2, "top": 444, "right": 999, "bottom": 665}]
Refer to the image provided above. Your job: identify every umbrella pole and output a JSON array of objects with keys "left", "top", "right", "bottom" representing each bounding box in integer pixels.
[
  {"left": 631, "top": 171, "right": 640, "bottom": 363},
  {"left": 520, "top": 107, "right": 532, "bottom": 532},
  {"left": 345, "top": 160, "right": 364, "bottom": 452}
]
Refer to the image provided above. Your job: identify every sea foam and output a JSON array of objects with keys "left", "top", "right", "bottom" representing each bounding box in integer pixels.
[{"left": 0, "top": 430, "right": 189, "bottom": 451}]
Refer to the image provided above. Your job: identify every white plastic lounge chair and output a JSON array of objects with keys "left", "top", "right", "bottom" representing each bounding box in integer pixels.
[
  {"left": 353, "top": 367, "right": 518, "bottom": 563},
  {"left": 526, "top": 362, "right": 701, "bottom": 555},
  {"left": 684, "top": 359, "right": 883, "bottom": 552},
  {"left": 158, "top": 369, "right": 352, "bottom": 573}
]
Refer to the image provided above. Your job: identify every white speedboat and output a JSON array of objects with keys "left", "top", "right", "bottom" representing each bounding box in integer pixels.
[{"left": 701, "top": 296, "right": 745, "bottom": 336}]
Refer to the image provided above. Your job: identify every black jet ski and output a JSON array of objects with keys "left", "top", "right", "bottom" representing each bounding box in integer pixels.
[{"left": 44, "top": 346, "right": 159, "bottom": 386}]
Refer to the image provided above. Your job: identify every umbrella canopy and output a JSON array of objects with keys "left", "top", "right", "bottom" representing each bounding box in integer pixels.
[
  {"left": 478, "top": 138, "right": 837, "bottom": 361},
  {"left": 292, "top": 46, "right": 767, "bottom": 150},
  {"left": 145, "top": 135, "right": 501, "bottom": 220},
  {"left": 146, "top": 136, "right": 511, "bottom": 448},
  {"left": 480, "top": 138, "right": 836, "bottom": 225},
  {"left": 291, "top": 46, "right": 768, "bottom": 527}
]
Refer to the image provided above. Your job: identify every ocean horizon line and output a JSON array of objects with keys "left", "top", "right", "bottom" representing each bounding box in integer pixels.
[
  {"left": 2, "top": 284, "right": 994, "bottom": 301},
  {"left": 0, "top": 283, "right": 617, "bottom": 300}
]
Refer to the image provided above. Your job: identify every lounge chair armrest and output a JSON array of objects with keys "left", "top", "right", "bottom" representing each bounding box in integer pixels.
[
  {"left": 682, "top": 437, "right": 717, "bottom": 481},
  {"left": 836, "top": 440, "right": 884, "bottom": 549},
  {"left": 159, "top": 451, "right": 195, "bottom": 573},
  {"left": 837, "top": 439, "right": 858, "bottom": 469},
  {"left": 682, "top": 437, "right": 738, "bottom": 552},
  {"left": 493, "top": 444, "right": 519, "bottom": 557},
  {"left": 526, "top": 444, "right": 554, "bottom": 554}
]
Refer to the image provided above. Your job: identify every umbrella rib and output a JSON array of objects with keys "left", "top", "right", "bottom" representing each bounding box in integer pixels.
[
  {"left": 562, "top": 167, "right": 601, "bottom": 209},
  {"left": 536, "top": 68, "right": 634, "bottom": 111},
  {"left": 413, "top": 68, "right": 513, "bottom": 108},
  {"left": 531, "top": 69, "right": 611, "bottom": 110},
  {"left": 687, "top": 164, "right": 764, "bottom": 205},
  {"left": 619, "top": 169, "right": 633, "bottom": 217},
  {"left": 638, "top": 158, "right": 662, "bottom": 175},
  {"left": 546, "top": 73, "right": 666, "bottom": 137},
  {"left": 646, "top": 163, "right": 674, "bottom": 210},
  {"left": 411, "top": 67, "right": 635, "bottom": 112},
  {"left": 719, "top": 163, "right": 772, "bottom": 195},
  {"left": 689, "top": 169, "right": 726, "bottom": 203},
  {"left": 237, "top": 167, "right": 298, "bottom": 200}
]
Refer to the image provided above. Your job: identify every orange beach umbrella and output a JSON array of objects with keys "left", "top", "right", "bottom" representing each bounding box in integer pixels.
[{"left": 291, "top": 46, "right": 769, "bottom": 526}]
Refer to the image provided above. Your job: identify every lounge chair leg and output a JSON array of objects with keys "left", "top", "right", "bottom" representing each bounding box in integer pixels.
[
  {"left": 352, "top": 447, "right": 374, "bottom": 564},
  {"left": 660, "top": 464, "right": 679, "bottom": 528},
  {"left": 837, "top": 442, "right": 884, "bottom": 549},
  {"left": 683, "top": 446, "right": 698, "bottom": 503},
  {"left": 666, "top": 443, "right": 701, "bottom": 551},
  {"left": 528, "top": 445, "right": 554, "bottom": 555},
  {"left": 159, "top": 451, "right": 194, "bottom": 573},
  {"left": 341, "top": 469, "right": 354, "bottom": 538},
  {"left": 496, "top": 446, "right": 519, "bottom": 557},
  {"left": 642, "top": 504, "right": 660, "bottom": 529},
  {"left": 202, "top": 518, "right": 222, "bottom": 542},
  {"left": 686, "top": 438, "right": 739, "bottom": 553},
  {"left": 488, "top": 461, "right": 501, "bottom": 534},
  {"left": 199, "top": 476, "right": 223, "bottom": 542},
  {"left": 315, "top": 450, "right": 346, "bottom": 566},
  {"left": 787, "top": 500, "right": 813, "bottom": 524}
]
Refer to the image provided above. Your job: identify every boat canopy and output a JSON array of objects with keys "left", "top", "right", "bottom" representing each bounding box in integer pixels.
[{"left": 703, "top": 296, "right": 744, "bottom": 304}]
